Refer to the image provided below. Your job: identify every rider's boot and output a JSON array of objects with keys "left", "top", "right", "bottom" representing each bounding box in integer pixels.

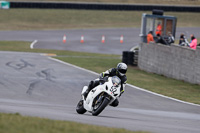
[
  {"left": 83, "top": 81, "right": 94, "bottom": 100},
  {"left": 109, "top": 99, "right": 119, "bottom": 107}
]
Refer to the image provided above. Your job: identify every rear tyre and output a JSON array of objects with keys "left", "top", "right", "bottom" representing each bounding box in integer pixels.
[
  {"left": 92, "top": 98, "right": 110, "bottom": 116},
  {"left": 76, "top": 100, "right": 87, "bottom": 114}
]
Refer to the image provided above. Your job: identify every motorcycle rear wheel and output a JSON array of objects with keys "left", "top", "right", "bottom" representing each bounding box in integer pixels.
[
  {"left": 92, "top": 98, "right": 110, "bottom": 116},
  {"left": 76, "top": 100, "right": 87, "bottom": 114}
]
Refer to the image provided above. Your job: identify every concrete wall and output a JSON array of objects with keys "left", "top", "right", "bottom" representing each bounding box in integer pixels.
[{"left": 138, "top": 43, "right": 200, "bottom": 84}]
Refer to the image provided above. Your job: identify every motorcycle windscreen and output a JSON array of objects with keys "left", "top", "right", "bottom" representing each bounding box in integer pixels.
[{"left": 112, "top": 76, "right": 121, "bottom": 87}]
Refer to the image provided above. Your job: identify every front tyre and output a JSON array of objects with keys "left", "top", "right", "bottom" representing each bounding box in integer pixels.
[
  {"left": 76, "top": 100, "right": 87, "bottom": 114},
  {"left": 92, "top": 98, "right": 110, "bottom": 116}
]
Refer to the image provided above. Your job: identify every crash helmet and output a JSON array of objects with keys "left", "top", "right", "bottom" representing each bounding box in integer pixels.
[{"left": 117, "top": 63, "right": 127, "bottom": 76}]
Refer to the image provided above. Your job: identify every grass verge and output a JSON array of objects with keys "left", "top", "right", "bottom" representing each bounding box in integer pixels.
[
  {"left": 0, "top": 41, "right": 200, "bottom": 104},
  {"left": 0, "top": 9, "right": 200, "bottom": 30},
  {"left": 0, "top": 113, "right": 147, "bottom": 133},
  {"left": 55, "top": 56, "right": 200, "bottom": 105}
]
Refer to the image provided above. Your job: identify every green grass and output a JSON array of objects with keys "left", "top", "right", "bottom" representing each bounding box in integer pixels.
[
  {"left": 55, "top": 56, "right": 200, "bottom": 104},
  {"left": 0, "top": 113, "right": 146, "bottom": 133},
  {"left": 0, "top": 41, "right": 120, "bottom": 57},
  {"left": 1, "top": 6, "right": 200, "bottom": 133},
  {"left": 0, "top": 9, "right": 200, "bottom": 30},
  {"left": 1, "top": 41, "right": 200, "bottom": 104}
]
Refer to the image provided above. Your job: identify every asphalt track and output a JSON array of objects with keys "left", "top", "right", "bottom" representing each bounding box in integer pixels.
[
  {"left": 0, "top": 51, "right": 200, "bottom": 133},
  {"left": 0, "top": 27, "right": 200, "bottom": 55},
  {"left": 0, "top": 28, "right": 200, "bottom": 133}
]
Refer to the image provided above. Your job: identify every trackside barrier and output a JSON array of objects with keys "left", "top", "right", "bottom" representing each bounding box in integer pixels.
[
  {"left": 10, "top": 2, "right": 200, "bottom": 12},
  {"left": 122, "top": 51, "right": 138, "bottom": 66},
  {"left": 138, "top": 43, "right": 200, "bottom": 84}
]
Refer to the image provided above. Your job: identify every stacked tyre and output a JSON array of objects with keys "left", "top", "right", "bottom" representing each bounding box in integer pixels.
[
  {"left": 133, "top": 50, "right": 138, "bottom": 66},
  {"left": 122, "top": 51, "right": 134, "bottom": 65}
]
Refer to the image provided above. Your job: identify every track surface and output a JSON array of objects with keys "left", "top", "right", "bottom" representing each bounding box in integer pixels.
[
  {"left": 0, "top": 27, "right": 199, "bottom": 55},
  {"left": 0, "top": 28, "right": 200, "bottom": 133},
  {"left": 0, "top": 51, "right": 200, "bottom": 133}
]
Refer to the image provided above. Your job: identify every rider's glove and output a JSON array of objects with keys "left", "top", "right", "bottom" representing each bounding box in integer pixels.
[
  {"left": 99, "top": 73, "right": 104, "bottom": 79},
  {"left": 99, "top": 73, "right": 105, "bottom": 84}
]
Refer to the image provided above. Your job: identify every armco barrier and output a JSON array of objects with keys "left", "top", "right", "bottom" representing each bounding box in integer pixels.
[{"left": 10, "top": 2, "right": 200, "bottom": 12}]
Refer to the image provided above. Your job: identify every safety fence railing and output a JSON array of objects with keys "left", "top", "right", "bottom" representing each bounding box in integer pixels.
[{"left": 9, "top": 1, "right": 200, "bottom": 12}]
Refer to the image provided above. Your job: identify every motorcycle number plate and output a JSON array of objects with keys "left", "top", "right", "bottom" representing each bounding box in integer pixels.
[{"left": 110, "top": 87, "right": 117, "bottom": 95}]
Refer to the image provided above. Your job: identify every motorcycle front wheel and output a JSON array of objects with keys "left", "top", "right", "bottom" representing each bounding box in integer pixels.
[
  {"left": 76, "top": 100, "right": 87, "bottom": 114},
  {"left": 92, "top": 97, "right": 110, "bottom": 116}
]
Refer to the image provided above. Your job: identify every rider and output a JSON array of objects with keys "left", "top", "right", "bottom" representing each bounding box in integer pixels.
[{"left": 83, "top": 62, "right": 127, "bottom": 107}]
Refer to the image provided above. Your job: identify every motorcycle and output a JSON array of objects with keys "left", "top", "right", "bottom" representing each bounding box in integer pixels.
[{"left": 76, "top": 76, "right": 121, "bottom": 116}]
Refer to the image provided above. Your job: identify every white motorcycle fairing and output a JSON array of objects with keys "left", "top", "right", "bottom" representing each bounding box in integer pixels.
[{"left": 81, "top": 76, "right": 121, "bottom": 113}]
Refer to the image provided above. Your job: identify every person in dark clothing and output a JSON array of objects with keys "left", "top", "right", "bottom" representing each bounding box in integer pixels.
[
  {"left": 179, "top": 34, "right": 189, "bottom": 46},
  {"left": 156, "top": 34, "right": 169, "bottom": 45},
  {"left": 167, "top": 32, "right": 174, "bottom": 45},
  {"left": 179, "top": 34, "right": 185, "bottom": 46},
  {"left": 179, "top": 34, "right": 186, "bottom": 46},
  {"left": 83, "top": 63, "right": 128, "bottom": 107}
]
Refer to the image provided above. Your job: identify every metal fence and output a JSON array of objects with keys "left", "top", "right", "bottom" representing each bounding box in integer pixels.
[{"left": 10, "top": 1, "right": 200, "bottom": 12}]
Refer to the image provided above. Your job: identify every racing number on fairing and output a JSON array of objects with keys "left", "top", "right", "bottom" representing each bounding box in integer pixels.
[{"left": 110, "top": 87, "right": 117, "bottom": 95}]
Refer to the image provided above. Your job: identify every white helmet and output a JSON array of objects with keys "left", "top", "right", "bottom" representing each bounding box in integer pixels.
[{"left": 117, "top": 63, "right": 127, "bottom": 76}]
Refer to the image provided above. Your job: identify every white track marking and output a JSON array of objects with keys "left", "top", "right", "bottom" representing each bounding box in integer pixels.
[
  {"left": 48, "top": 57, "right": 200, "bottom": 107},
  {"left": 49, "top": 57, "right": 98, "bottom": 75},
  {"left": 127, "top": 84, "right": 200, "bottom": 107},
  {"left": 30, "top": 40, "right": 38, "bottom": 49}
]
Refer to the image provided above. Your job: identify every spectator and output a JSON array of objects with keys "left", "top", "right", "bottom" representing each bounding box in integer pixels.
[
  {"left": 189, "top": 34, "right": 197, "bottom": 50},
  {"left": 147, "top": 31, "right": 154, "bottom": 44},
  {"left": 167, "top": 32, "right": 174, "bottom": 45},
  {"left": 156, "top": 22, "right": 162, "bottom": 35},
  {"left": 156, "top": 34, "right": 169, "bottom": 45},
  {"left": 179, "top": 34, "right": 185, "bottom": 46},
  {"left": 179, "top": 34, "right": 189, "bottom": 46}
]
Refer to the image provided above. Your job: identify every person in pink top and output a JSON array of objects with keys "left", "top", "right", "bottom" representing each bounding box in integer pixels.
[{"left": 190, "top": 34, "right": 197, "bottom": 50}]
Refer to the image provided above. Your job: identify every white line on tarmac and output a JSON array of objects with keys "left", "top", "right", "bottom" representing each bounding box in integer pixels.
[
  {"left": 30, "top": 40, "right": 38, "bottom": 49},
  {"left": 127, "top": 84, "right": 200, "bottom": 107},
  {"left": 48, "top": 57, "right": 200, "bottom": 107}
]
